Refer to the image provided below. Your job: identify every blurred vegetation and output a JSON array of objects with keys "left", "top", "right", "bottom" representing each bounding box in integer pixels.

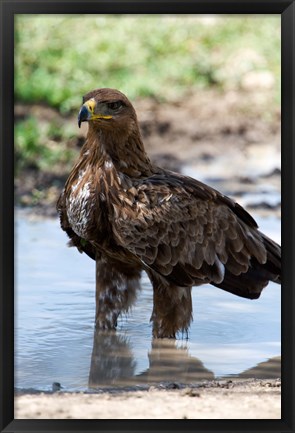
[
  {"left": 15, "top": 116, "right": 77, "bottom": 172},
  {"left": 15, "top": 15, "right": 280, "bottom": 173}
]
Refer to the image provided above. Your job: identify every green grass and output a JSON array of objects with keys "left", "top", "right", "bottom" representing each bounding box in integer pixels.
[
  {"left": 15, "top": 15, "right": 281, "bottom": 112},
  {"left": 15, "top": 116, "right": 77, "bottom": 172},
  {"left": 14, "top": 15, "right": 281, "bottom": 174}
]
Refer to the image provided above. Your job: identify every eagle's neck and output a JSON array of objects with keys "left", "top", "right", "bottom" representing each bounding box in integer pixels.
[
  {"left": 62, "top": 125, "right": 153, "bottom": 240},
  {"left": 81, "top": 126, "right": 153, "bottom": 178}
]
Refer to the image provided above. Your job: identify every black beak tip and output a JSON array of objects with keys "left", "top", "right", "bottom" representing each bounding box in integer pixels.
[{"left": 78, "top": 105, "right": 89, "bottom": 128}]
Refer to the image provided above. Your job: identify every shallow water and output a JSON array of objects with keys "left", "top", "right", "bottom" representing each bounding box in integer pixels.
[{"left": 15, "top": 207, "right": 281, "bottom": 392}]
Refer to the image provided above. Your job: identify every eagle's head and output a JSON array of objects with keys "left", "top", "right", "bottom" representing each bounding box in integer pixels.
[
  {"left": 77, "top": 88, "right": 152, "bottom": 176},
  {"left": 78, "top": 88, "right": 138, "bottom": 135}
]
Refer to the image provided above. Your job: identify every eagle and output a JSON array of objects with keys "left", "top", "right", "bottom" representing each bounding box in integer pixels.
[{"left": 57, "top": 88, "right": 281, "bottom": 338}]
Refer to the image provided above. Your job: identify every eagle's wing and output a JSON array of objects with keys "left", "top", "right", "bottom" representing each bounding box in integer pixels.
[
  {"left": 57, "top": 189, "right": 97, "bottom": 260},
  {"left": 112, "top": 171, "right": 280, "bottom": 298}
]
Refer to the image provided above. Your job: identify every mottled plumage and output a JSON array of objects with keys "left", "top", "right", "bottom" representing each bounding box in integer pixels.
[{"left": 57, "top": 88, "right": 281, "bottom": 338}]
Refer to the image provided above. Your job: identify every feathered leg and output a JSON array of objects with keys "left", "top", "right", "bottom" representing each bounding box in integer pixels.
[
  {"left": 95, "top": 256, "right": 141, "bottom": 330},
  {"left": 148, "top": 273, "right": 193, "bottom": 338}
]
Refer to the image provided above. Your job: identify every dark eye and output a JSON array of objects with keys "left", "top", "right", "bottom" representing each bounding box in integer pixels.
[{"left": 107, "top": 101, "right": 123, "bottom": 111}]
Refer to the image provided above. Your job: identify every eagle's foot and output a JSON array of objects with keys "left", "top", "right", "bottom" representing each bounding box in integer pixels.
[
  {"left": 151, "top": 314, "right": 190, "bottom": 339},
  {"left": 151, "top": 286, "right": 193, "bottom": 339},
  {"left": 95, "top": 311, "right": 119, "bottom": 330}
]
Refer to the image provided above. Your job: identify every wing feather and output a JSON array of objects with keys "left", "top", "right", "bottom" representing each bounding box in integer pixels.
[{"left": 112, "top": 171, "right": 279, "bottom": 294}]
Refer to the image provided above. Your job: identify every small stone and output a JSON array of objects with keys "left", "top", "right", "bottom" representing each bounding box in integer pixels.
[
  {"left": 181, "top": 388, "right": 200, "bottom": 397},
  {"left": 52, "top": 382, "right": 62, "bottom": 392},
  {"left": 148, "top": 386, "right": 157, "bottom": 392}
]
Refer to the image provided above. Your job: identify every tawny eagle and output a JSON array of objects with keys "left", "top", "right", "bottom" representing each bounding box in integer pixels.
[{"left": 57, "top": 88, "right": 281, "bottom": 338}]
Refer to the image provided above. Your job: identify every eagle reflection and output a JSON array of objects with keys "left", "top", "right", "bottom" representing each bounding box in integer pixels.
[
  {"left": 88, "top": 330, "right": 136, "bottom": 387},
  {"left": 88, "top": 330, "right": 213, "bottom": 388}
]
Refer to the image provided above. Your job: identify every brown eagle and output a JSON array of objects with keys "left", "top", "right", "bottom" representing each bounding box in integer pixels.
[{"left": 57, "top": 88, "right": 281, "bottom": 338}]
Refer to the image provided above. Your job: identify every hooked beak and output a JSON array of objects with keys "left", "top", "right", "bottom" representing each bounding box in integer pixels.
[
  {"left": 78, "top": 98, "right": 113, "bottom": 128},
  {"left": 78, "top": 105, "right": 90, "bottom": 128}
]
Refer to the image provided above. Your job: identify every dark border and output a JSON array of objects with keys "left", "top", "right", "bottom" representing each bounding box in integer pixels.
[{"left": 1, "top": 1, "right": 294, "bottom": 432}]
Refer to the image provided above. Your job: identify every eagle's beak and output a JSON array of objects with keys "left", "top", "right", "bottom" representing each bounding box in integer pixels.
[
  {"left": 78, "top": 105, "right": 90, "bottom": 128},
  {"left": 78, "top": 99, "right": 112, "bottom": 128}
]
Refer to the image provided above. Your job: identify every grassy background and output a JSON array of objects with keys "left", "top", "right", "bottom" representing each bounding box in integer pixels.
[{"left": 15, "top": 15, "right": 281, "bottom": 172}]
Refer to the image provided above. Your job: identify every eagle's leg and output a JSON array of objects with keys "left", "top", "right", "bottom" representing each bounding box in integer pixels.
[
  {"left": 95, "top": 257, "right": 141, "bottom": 330},
  {"left": 149, "top": 276, "right": 193, "bottom": 338}
]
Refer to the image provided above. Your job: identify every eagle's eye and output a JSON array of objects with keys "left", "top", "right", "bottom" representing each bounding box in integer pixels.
[{"left": 107, "top": 101, "right": 124, "bottom": 111}]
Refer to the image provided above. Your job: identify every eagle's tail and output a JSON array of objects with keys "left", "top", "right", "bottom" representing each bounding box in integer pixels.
[{"left": 213, "top": 232, "right": 281, "bottom": 299}]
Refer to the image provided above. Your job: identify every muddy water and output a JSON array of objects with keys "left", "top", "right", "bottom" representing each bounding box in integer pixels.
[{"left": 15, "top": 199, "right": 281, "bottom": 392}]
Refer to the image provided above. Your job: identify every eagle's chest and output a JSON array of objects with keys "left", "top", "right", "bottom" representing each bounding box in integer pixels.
[{"left": 66, "top": 171, "right": 96, "bottom": 239}]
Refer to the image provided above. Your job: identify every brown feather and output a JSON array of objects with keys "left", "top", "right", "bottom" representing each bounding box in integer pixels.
[{"left": 57, "top": 88, "right": 281, "bottom": 338}]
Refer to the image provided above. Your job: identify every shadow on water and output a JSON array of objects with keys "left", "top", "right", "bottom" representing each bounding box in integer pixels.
[{"left": 237, "top": 356, "right": 281, "bottom": 379}]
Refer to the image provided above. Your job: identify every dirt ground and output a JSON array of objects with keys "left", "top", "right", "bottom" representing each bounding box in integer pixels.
[{"left": 15, "top": 379, "right": 281, "bottom": 419}]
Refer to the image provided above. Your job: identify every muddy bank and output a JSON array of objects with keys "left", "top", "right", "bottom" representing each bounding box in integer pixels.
[
  {"left": 15, "top": 88, "right": 281, "bottom": 217},
  {"left": 15, "top": 378, "right": 281, "bottom": 419}
]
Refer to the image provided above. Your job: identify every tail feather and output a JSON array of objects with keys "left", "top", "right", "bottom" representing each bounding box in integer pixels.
[{"left": 213, "top": 233, "right": 281, "bottom": 299}]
